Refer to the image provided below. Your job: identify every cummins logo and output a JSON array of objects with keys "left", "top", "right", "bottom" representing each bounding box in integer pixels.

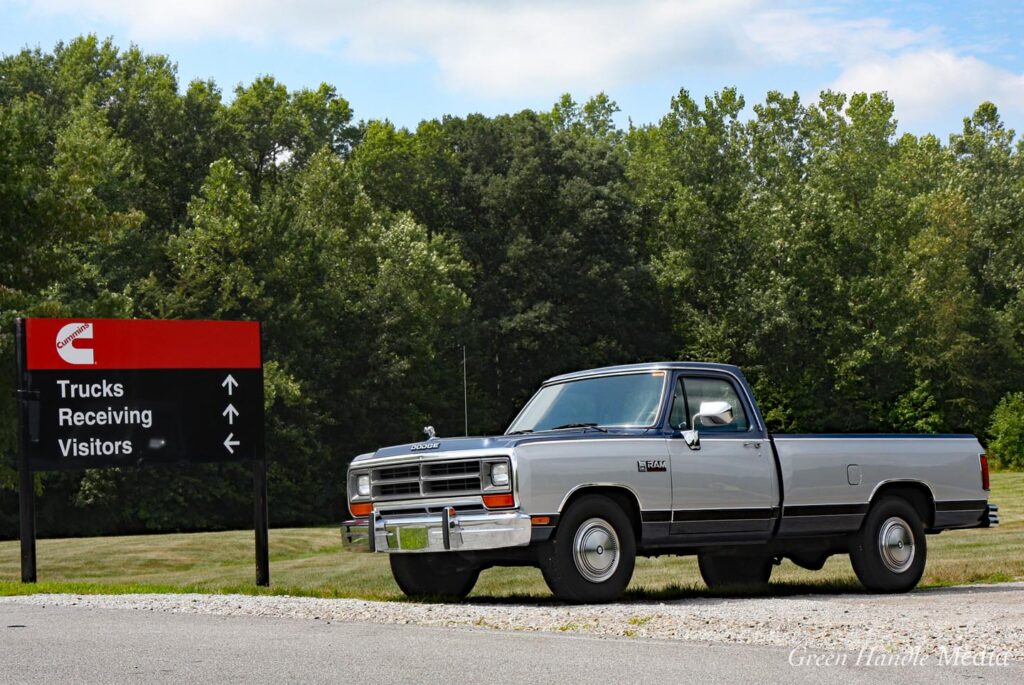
[{"left": 55, "top": 322, "right": 94, "bottom": 365}]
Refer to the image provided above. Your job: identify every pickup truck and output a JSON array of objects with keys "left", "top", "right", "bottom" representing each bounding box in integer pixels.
[{"left": 343, "top": 362, "right": 998, "bottom": 602}]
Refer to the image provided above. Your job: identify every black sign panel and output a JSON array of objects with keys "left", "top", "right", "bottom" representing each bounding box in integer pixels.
[{"left": 23, "top": 369, "right": 263, "bottom": 470}]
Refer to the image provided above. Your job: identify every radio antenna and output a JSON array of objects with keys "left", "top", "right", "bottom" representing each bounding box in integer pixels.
[{"left": 463, "top": 345, "right": 468, "bottom": 436}]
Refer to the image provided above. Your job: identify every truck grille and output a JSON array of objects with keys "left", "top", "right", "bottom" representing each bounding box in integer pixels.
[{"left": 369, "top": 458, "right": 486, "bottom": 501}]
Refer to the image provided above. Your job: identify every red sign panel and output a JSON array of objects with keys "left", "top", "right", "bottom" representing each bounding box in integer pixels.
[{"left": 25, "top": 318, "right": 261, "bottom": 370}]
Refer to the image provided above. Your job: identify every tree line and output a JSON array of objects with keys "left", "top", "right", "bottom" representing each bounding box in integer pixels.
[{"left": 1, "top": 37, "right": 1022, "bottom": 537}]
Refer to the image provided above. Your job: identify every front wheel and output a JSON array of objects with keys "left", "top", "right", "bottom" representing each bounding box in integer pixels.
[
  {"left": 539, "top": 495, "right": 636, "bottom": 603},
  {"left": 389, "top": 553, "right": 480, "bottom": 600},
  {"left": 849, "top": 496, "right": 927, "bottom": 593}
]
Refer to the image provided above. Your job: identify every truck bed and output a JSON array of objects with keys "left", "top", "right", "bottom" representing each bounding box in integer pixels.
[{"left": 772, "top": 434, "right": 988, "bottom": 535}]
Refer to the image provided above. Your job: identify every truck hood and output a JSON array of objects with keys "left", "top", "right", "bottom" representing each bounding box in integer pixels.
[
  {"left": 353, "top": 428, "right": 658, "bottom": 463},
  {"left": 355, "top": 435, "right": 522, "bottom": 462}
]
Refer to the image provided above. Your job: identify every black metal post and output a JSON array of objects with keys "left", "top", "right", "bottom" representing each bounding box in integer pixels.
[
  {"left": 15, "top": 319, "right": 36, "bottom": 583},
  {"left": 17, "top": 454, "right": 36, "bottom": 583},
  {"left": 253, "top": 458, "right": 269, "bottom": 586}
]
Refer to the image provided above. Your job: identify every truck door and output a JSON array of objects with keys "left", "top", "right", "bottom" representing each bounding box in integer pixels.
[{"left": 666, "top": 373, "right": 776, "bottom": 541}]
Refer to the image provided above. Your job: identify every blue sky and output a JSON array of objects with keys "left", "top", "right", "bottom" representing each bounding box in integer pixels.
[{"left": 3, "top": 0, "right": 1024, "bottom": 137}]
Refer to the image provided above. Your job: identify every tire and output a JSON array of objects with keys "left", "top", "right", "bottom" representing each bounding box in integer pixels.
[
  {"left": 698, "top": 551, "right": 773, "bottom": 591},
  {"left": 849, "top": 496, "right": 927, "bottom": 593},
  {"left": 539, "top": 494, "right": 636, "bottom": 603},
  {"left": 389, "top": 553, "right": 480, "bottom": 600}
]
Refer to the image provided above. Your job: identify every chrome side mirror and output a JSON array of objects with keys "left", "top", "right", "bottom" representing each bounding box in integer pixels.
[
  {"left": 696, "top": 401, "right": 734, "bottom": 426},
  {"left": 681, "top": 401, "right": 734, "bottom": 451}
]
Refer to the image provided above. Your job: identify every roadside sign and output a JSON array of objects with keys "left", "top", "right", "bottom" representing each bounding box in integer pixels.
[
  {"left": 14, "top": 318, "right": 269, "bottom": 585},
  {"left": 19, "top": 318, "right": 264, "bottom": 470}
]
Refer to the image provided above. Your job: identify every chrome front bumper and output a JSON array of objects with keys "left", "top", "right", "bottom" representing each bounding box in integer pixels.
[{"left": 342, "top": 508, "right": 532, "bottom": 553}]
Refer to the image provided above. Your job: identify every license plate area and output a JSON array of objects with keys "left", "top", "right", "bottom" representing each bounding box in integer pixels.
[{"left": 389, "top": 525, "right": 429, "bottom": 550}]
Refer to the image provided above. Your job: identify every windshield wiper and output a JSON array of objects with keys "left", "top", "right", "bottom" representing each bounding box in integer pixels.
[
  {"left": 550, "top": 423, "right": 608, "bottom": 432},
  {"left": 506, "top": 429, "right": 533, "bottom": 435}
]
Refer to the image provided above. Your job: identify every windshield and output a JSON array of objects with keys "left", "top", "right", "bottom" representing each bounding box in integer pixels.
[{"left": 507, "top": 372, "right": 667, "bottom": 433}]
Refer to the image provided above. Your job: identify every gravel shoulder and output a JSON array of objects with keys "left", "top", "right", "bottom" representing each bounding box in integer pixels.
[{"left": 4, "top": 583, "right": 1023, "bottom": 658}]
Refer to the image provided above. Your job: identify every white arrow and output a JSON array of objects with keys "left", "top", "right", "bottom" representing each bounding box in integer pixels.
[
  {"left": 221, "top": 374, "right": 238, "bottom": 396},
  {"left": 223, "top": 403, "right": 239, "bottom": 426},
  {"left": 223, "top": 433, "right": 240, "bottom": 454}
]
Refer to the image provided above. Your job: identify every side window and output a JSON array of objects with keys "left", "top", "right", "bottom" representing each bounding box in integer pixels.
[
  {"left": 682, "top": 376, "right": 749, "bottom": 433},
  {"left": 668, "top": 378, "right": 689, "bottom": 429}
]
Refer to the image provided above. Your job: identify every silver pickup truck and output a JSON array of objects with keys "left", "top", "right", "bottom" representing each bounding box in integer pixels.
[{"left": 343, "top": 362, "right": 998, "bottom": 602}]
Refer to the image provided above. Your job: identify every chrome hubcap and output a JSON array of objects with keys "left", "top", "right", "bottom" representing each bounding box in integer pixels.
[
  {"left": 878, "top": 516, "right": 915, "bottom": 573},
  {"left": 573, "top": 518, "right": 620, "bottom": 583}
]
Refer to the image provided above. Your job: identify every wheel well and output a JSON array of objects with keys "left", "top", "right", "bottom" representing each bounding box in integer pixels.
[
  {"left": 871, "top": 481, "right": 935, "bottom": 528},
  {"left": 560, "top": 486, "right": 643, "bottom": 541}
]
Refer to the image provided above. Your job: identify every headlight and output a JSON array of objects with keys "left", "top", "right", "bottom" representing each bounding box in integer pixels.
[
  {"left": 489, "top": 462, "right": 510, "bottom": 487},
  {"left": 357, "top": 474, "right": 371, "bottom": 497}
]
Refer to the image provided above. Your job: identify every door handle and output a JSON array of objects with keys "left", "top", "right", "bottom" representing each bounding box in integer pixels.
[{"left": 742, "top": 442, "right": 762, "bottom": 449}]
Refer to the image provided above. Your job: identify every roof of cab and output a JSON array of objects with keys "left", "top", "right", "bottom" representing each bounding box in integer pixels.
[{"left": 543, "top": 361, "right": 743, "bottom": 385}]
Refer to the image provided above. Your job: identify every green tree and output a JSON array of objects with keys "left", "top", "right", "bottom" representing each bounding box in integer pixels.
[{"left": 988, "top": 393, "right": 1024, "bottom": 469}]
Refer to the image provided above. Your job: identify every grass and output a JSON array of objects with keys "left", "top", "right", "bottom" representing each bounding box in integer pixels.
[{"left": 2, "top": 472, "right": 1022, "bottom": 602}]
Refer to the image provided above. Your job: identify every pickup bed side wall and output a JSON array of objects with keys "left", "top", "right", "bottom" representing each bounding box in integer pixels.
[{"left": 773, "top": 435, "right": 987, "bottom": 535}]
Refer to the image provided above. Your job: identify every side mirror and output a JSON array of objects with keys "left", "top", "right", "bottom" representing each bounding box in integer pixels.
[
  {"left": 696, "top": 401, "right": 734, "bottom": 426},
  {"left": 681, "top": 401, "right": 734, "bottom": 450}
]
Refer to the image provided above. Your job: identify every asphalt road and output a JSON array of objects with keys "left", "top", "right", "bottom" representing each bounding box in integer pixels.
[{"left": 1, "top": 603, "right": 1021, "bottom": 684}]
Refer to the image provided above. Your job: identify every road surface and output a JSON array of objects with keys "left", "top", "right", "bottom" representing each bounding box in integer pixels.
[{"left": 1, "top": 601, "right": 1021, "bottom": 684}]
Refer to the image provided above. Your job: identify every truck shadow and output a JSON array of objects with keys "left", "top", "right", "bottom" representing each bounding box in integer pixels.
[{"left": 458, "top": 579, "right": 1024, "bottom": 605}]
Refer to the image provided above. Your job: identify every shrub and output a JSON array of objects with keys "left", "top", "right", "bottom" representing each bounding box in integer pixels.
[{"left": 988, "top": 393, "right": 1024, "bottom": 469}]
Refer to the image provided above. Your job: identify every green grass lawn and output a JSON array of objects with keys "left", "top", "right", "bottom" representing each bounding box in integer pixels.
[{"left": 2, "top": 472, "right": 1021, "bottom": 601}]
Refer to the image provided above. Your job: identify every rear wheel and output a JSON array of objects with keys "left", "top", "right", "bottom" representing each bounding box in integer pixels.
[
  {"left": 389, "top": 553, "right": 480, "bottom": 600},
  {"left": 849, "top": 496, "right": 927, "bottom": 593},
  {"left": 539, "top": 495, "right": 636, "bottom": 603},
  {"left": 698, "top": 551, "right": 773, "bottom": 591}
]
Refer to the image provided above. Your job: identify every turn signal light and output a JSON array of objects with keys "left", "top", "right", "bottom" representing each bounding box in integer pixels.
[
  {"left": 980, "top": 454, "right": 991, "bottom": 491},
  {"left": 350, "top": 502, "right": 373, "bottom": 517},
  {"left": 531, "top": 516, "right": 551, "bottom": 525},
  {"left": 482, "top": 493, "right": 515, "bottom": 509}
]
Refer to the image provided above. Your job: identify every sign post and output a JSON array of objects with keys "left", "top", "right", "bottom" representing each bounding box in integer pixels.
[
  {"left": 14, "top": 321, "right": 37, "bottom": 583},
  {"left": 14, "top": 318, "right": 267, "bottom": 585},
  {"left": 253, "top": 459, "right": 269, "bottom": 586}
]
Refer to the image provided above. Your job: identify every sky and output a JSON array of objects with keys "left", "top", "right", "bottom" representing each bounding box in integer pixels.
[{"left": 2, "top": 0, "right": 1024, "bottom": 137}]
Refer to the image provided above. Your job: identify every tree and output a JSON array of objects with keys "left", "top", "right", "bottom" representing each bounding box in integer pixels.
[{"left": 988, "top": 393, "right": 1024, "bottom": 469}]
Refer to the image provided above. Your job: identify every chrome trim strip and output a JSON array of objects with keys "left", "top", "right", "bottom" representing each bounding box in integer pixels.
[
  {"left": 516, "top": 436, "right": 663, "bottom": 448},
  {"left": 985, "top": 503, "right": 1000, "bottom": 527},
  {"left": 772, "top": 436, "right": 978, "bottom": 441},
  {"left": 866, "top": 478, "right": 937, "bottom": 504},
  {"left": 556, "top": 482, "right": 643, "bottom": 513}
]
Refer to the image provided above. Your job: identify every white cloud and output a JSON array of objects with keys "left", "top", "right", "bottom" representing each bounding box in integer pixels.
[
  {"left": 745, "top": 9, "right": 935, "bottom": 65},
  {"left": 832, "top": 50, "right": 1024, "bottom": 124},
  {"left": 29, "top": 0, "right": 764, "bottom": 95},
  {"left": 22, "top": 0, "right": 1024, "bottom": 126}
]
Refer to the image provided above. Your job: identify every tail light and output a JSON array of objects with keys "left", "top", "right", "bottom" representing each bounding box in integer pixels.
[
  {"left": 350, "top": 502, "right": 372, "bottom": 517},
  {"left": 980, "top": 454, "right": 990, "bottom": 491}
]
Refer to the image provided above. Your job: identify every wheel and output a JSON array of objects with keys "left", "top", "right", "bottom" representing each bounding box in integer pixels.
[
  {"left": 849, "top": 496, "right": 927, "bottom": 593},
  {"left": 539, "top": 494, "right": 636, "bottom": 603},
  {"left": 389, "top": 553, "right": 480, "bottom": 600},
  {"left": 698, "top": 551, "right": 773, "bottom": 590}
]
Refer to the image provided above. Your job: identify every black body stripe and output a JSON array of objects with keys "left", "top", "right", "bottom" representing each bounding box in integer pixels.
[
  {"left": 672, "top": 508, "right": 774, "bottom": 521},
  {"left": 641, "top": 510, "right": 672, "bottom": 523},
  {"left": 935, "top": 500, "right": 987, "bottom": 512},
  {"left": 783, "top": 503, "right": 869, "bottom": 517}
]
